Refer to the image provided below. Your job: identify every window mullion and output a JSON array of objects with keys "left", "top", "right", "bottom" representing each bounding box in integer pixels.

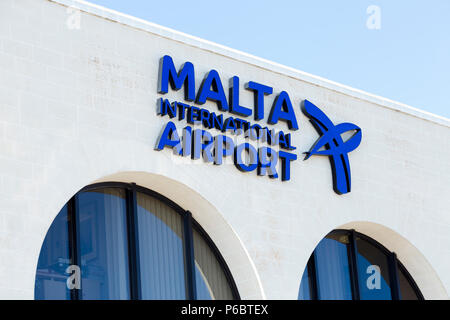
[
  {"left": 126, "top": 183, "right": 141, "bottom": 300},
  {"left": 68, "top": 196, "right": 81, "bottom": 300},
  {"left": 348, "top": 230, "right": 360, "bottom": 300},
  {"left": 389, "top": 252, "right": 401, "bottom": 300},
  {"left": 183, "top": 210, "right": 197, "bottom": 300}
]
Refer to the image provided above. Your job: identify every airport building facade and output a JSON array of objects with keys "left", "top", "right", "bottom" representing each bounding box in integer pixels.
[{"left": 0, "top": 0, "right": 449, "bottom": 300}]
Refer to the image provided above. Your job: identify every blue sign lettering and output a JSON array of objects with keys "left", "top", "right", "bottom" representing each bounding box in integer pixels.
[
  {"left": 158, "top": 55, "right": 195, "bottom": 101},
  {"left": 155, "top": 55, "right": 362, "bottom": 193},
  {"left": 268, "top": 91, "right": 299, "bottom": 130},
  {"left": 245, "top": 81, "right": 273, "bottom": 121},
  {"left": 155, "top": 121, "right": 295, "bottom": 181},
  {"left": 302, "top": 100, "right": 362, "bottom": 194}
]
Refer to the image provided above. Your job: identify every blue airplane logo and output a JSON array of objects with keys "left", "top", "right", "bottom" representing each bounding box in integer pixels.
[{"left": 302, "top": 100, "right": 362, "bottom": 195}]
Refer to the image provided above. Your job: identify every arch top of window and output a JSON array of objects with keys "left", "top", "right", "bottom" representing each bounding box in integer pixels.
[
  {"left": 35, "top": 181, "right": 240, "bottom": 300},
  {"left": 299, "top": 229, "right": 424, "bottom": 301},
  {"left": 329, "top": 229, "right": 394, "bottom": 257},
  {"left": 79, "top": 182, "right": 187, "bottom": 216}
]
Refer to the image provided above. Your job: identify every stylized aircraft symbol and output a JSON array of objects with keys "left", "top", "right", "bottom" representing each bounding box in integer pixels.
[{"left": 302, "top": 100, "right": 362, "bottom": 195}]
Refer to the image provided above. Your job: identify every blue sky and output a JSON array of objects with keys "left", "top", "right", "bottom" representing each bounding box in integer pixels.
[{"left": 87, "top": 0, "right": 450, "bottom": 119}]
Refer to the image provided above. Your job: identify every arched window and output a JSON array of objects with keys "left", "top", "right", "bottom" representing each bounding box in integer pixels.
[
  {"left": 35, "top": 182, "right": 239, "bottom": 300},
  {"left": 298, "top": 230, "right": 423, "bottom": 300}
]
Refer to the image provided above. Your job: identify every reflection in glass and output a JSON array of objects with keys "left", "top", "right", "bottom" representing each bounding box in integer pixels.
[
  {"left": 298, "top": 230, "right": 423, "bottom": 301},
  {"left": 314, "top": 234, "right": 352, "bottom": 300},
  {"left": 35, "top": 204, "right": 71, "bottom": 300},
  {"left": 78, "top": 189, "right": 130, "bottom": 300},
  {"left": 35, "top": 184, "right": 238, "bottom": 300},
  {"left": 356, "top": 237, "right": 392, "bottom": 300},
  {"left": 195, "top": 264, "right": 212, "bottom": 300},
  {"left": 137, "top": 192, "right": 186, "bottom": 299},
  {"left": 193, "top": 227, "right": 234, "bottom": 300}
]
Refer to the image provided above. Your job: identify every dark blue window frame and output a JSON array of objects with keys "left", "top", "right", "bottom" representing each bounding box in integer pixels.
[{"left": 300, "top": 229, "right": 423, "bottom": 300}]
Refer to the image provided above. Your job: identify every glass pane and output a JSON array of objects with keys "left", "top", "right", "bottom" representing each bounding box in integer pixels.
[
  {"left": 193, "top": 227, "right": 234, "bottom": 300},
  {"left": 137, "top": 192, "right": 186, "bottom": 299},
  {"left": 314, "top": 233, "right": 352, "bottom": 300},
  {"left": 397, "top": 264, "right": 420, "bottom": 300},
  {"left": 356, "top": 237, "right": 392, "bottom": 300},
  {"left": 298, "top": 264, "right": 311, "bottom": 300},
  {"left": 35, "top": 204, "right": 71, "bottom": 300},
  {"left": 78, "top": 188, "right": 130, "bottom": 300}
]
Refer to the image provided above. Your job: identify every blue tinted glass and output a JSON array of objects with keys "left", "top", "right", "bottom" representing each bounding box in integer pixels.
[
  {"left": 314, "top": 235, "right": 352, "bottom": 300},
  {"left": 137, "top": 192, "right": 186, "bottom": 299},
  {"left": 77, "top": 189, "right": 130, "bottom": 300},
  {"left": 356, "top": 237, "right": 392, "bottom": 300},
  {"left": 195, "top": 266, "right": 212, "bottom": 300},
  {"left": 193, "top": 228, "right": 234, "bottom": 300},
  {"left": 298, "top": 266, "right": 310, "bottom": 300},
  {"left": 35, "top": 204, "right": 71, "bottom": 300}
]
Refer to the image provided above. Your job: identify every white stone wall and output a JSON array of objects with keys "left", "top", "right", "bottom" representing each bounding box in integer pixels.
[{"left": 0, "top": 0, "right": 449, "bottom": 299}]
